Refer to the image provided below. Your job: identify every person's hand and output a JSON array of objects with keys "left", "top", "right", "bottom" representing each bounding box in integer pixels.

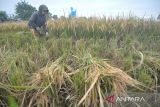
[
  {"left": 36, "top": 27, "right": 41, "bottom": 32},
  {"left": 46, "top": 32, "right": 49, "bottom": 37}
]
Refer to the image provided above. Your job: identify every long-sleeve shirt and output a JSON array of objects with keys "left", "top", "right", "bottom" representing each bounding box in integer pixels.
[{"left": 28, "top": 11, "right": 48, "bottom": 32}]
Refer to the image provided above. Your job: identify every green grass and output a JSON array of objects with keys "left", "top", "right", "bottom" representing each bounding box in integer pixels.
[{"left": 0, "top": 17, "right": 160, "bottom": 107}]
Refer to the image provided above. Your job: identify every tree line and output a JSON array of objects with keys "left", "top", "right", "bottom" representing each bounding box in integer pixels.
[
  {"left": 0, "top": 0, "right": 54, "bottom": 22},
  {"left": 1, "top": 0, "right": 160, "bottom": 22}
]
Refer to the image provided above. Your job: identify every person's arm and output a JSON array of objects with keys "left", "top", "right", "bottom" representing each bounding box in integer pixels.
[
  {"left": 43, "top": 22, "right": 48, "bottom": 33},
  {"left": 28, "top": 12, "right": 38, "bottom": 29},
  {"left": 42, "top": 17, "right": 49, "bottom": 35},
  {"left": 42, "top": 22, "right": 49, "bottom": 36}
]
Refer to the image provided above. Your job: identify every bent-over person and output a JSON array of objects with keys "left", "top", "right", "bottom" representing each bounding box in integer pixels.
[{"left": 28, "top": 4, "right": 49, "bottom": 38}]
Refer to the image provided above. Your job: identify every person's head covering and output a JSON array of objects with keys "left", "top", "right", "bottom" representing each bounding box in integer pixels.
[{"left": 39, "top": 5, "right": 49, "bottom": 13}]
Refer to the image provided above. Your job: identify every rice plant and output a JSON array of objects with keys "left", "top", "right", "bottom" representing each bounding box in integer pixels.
[{"left": 0, "top": 17, "right": 160, "bottom": 106}]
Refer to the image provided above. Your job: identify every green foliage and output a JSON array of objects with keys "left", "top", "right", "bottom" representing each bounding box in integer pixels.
[
  {"left": 0, "top": 17, "right": 160, "bottom": 107},
  {"left": 0, "top": 11, "right": 8, "bottom": 21},
  {"left": 15, "top": 0, "right": 36, "bottom": 20},
  {"left": 157, "top": 14, "right": 160, "bottom": 20},
  {"left": 138, "top": 70, "right": 153, "bottom": 86},
  {"left": 46, "top": 12, "right": 53, "bottom": 20},
  {"left": 8, "top": 96, "right": 19, "bottom": 107},
  {"left": 53, "top": 14, "right": 58, "bottom": 20}
]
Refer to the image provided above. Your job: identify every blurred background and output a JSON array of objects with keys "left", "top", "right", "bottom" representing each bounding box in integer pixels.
[{"left": 0, "top": 0, "right": 160, "bottom": 21}]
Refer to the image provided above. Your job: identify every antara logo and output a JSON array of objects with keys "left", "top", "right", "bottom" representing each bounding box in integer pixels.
[
  {"left": 105, "top": 95, "right": 115, "bottom": 104},
  {"left": 105, "top": 95, "right": 145, "bottom": 104},
  {"left": 116, "top": 96, "right": 145, "bottom": 102}
]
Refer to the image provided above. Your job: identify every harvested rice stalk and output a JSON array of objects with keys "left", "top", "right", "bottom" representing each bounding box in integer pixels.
[
  {"left": 28, "top": 57, "right": 74, "bottom": 107},
  {"left": 77, "top": 53, "right": 142, "bottom": 106}
]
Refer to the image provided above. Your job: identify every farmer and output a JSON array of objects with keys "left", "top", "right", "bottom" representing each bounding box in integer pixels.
[{"left": 28, "top": 4, "right": 49, "bottom": 38}]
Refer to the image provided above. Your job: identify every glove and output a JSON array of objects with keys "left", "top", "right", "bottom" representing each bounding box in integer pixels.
[
  {"left": 36, "top": 27, "right": 41, "bottom": 32},
  {"left": 46, "top": 32, "right": 49, "bottom": 37}
]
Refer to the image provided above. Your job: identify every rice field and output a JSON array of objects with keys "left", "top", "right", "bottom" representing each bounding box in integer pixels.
[{"left": 0, "top": 17, "right": 160, "bottom": 107}]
